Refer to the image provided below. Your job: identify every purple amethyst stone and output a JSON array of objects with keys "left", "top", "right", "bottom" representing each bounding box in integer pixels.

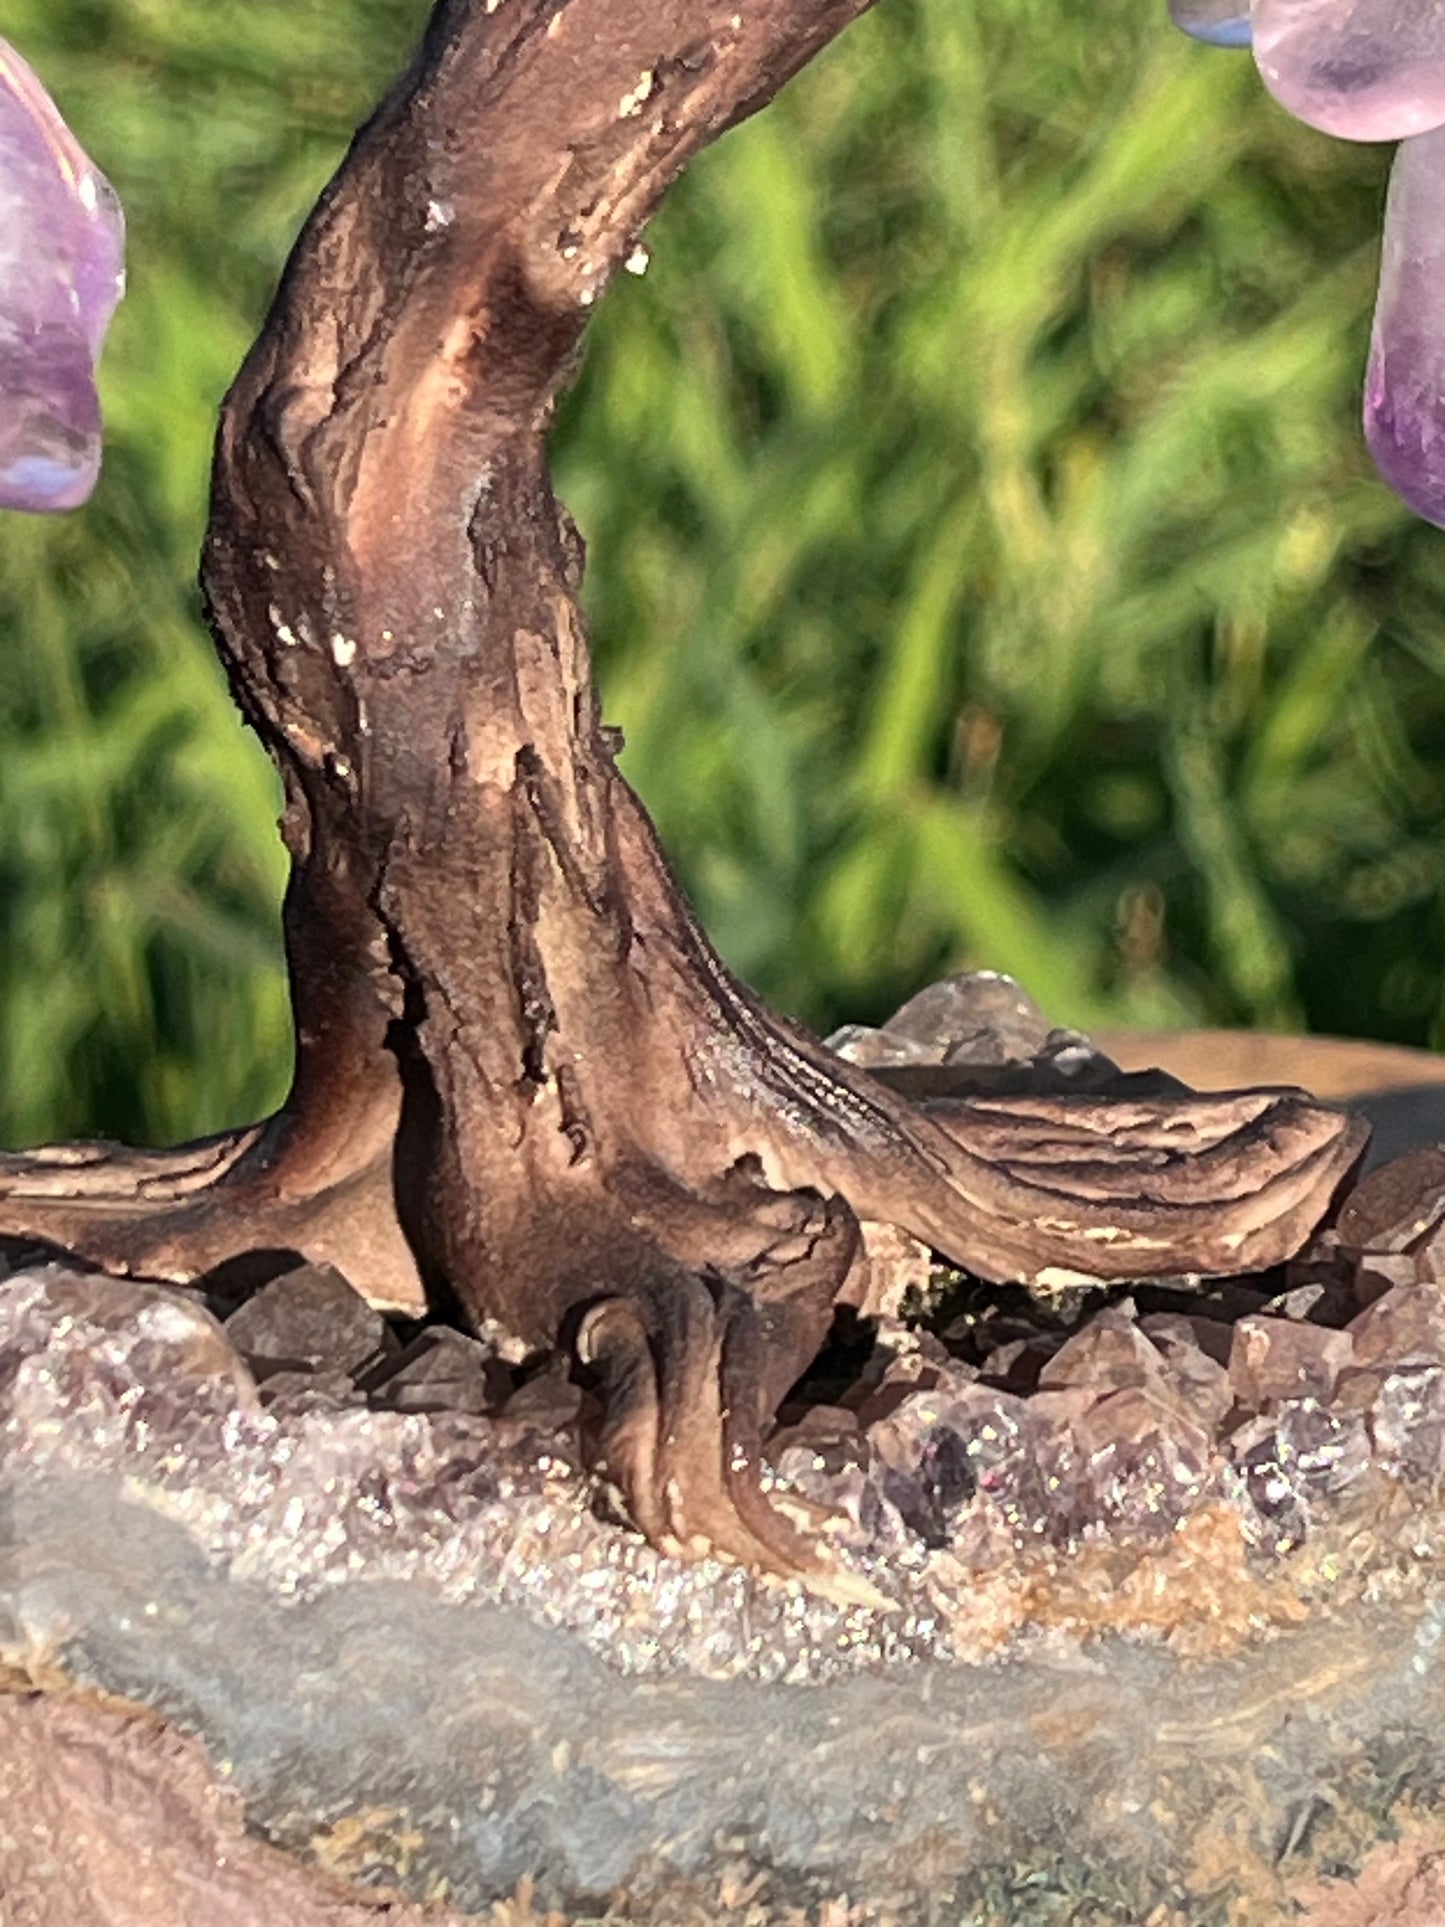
[
  {"left": 1253, "top": 0, "right": 1445, "bottom": 142},
  {"left": 1365, "top": 126, "right": 1445, "bottom": 529},
  {"left": 0, "top": 37, "right": 125, "bottom": 514}
]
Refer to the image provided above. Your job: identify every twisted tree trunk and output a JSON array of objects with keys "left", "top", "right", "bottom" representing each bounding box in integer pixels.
[{"left": 0, "top": 0, "right": 1365, "bottom": 1588}]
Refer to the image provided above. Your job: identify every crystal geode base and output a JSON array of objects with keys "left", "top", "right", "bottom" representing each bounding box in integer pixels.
[
  {"left": 8, "top": 1238, "right": 1445, "bottom": 1924},
  {"left": 8, "top": 980, "right": 1445, "bottom": 1921}
]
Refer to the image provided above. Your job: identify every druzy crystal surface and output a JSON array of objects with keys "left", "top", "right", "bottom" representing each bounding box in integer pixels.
[
  {"left": 0, "top": 37, "right": 124, "bottom": 513},
  {"left": 8, "top": 1214, "right": 1445, "bottom": 1918},
  {"left": 1168, "top": 0, "right": 1252, "bottom": 51},
  {"left": 1365, "top": 126, "right": 1445, "bottom": 529},
  {"left": 1253, "top": 0, "right": 1445, "bottom": 140}
]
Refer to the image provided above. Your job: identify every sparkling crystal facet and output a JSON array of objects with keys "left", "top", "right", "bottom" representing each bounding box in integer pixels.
[
  {"left": 0, "top": 38, "right": 124, "bottom": 512},
  {"left": 1253, "top": 0, "right": 1445, "bottom": 141},
  {"left": 1168, "top": 0, "right": 1252, "bottom": 50},
  {"left": 1364, "top": 127, "right": 1445, "bottom": 530}
]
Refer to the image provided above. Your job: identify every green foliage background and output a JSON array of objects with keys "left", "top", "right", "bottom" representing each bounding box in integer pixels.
[{"left": 2, "top": 0, "right": 1443, "bottom": 1148}]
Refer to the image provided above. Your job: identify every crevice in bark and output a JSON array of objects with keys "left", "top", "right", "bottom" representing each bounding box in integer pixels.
[{"left": 0, "top": 0, "right": 1366, "bottom": 1590}]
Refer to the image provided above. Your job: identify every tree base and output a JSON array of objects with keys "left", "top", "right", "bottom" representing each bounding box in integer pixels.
[{"left": 0, "top": 977, "right": 1375, "bottom": 1594}]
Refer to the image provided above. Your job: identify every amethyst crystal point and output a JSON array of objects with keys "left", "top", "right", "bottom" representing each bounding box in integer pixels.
[
  {"left": 1168, "top": 0, "right": 1252, "bottom": 51},
  {"left": 1365, "top": 127, "right": 1445, "bottom": 528},
  {"left": 0, "top": 38, "right": 124, "bottom": 513},
  {"left": 1253, "top": 0, "right": 1445, "bottom": 140}
]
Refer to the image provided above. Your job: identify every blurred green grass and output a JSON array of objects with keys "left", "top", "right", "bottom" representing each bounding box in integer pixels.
[{"left": 3, "top": 0, "right": 1443, "bottom": 1148}]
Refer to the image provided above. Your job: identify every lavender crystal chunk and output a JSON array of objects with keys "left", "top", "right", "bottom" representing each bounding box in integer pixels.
[
  {"left": 1253, "top": 0, "right": 1445, "bottom": 141},
  {"left": 0, "top": 38, "right": 124, "bottom": 513},
  {"left": 1364, "top": 128, "right": 1445, "bottom": 528},
  {"left": 1168, "top": 0, "right": 1252, "bottom": 51},
  {"left": 1229, "top": 1399, "right": 1371, "bottom": 1551}
]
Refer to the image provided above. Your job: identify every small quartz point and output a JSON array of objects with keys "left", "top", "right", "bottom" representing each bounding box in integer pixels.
[
  {"left": 1228, "top": 1313, "right": 1353, "bottom": 1404},
  {"left": 1253, "top": 0, "right": 1445, "bottom": 141},
  {"left": 222, "top": 1262, "right": 392, "bottom": 1377},
  {"left": 882, "top": 969, "right": 1051, "bottom": 1064},
  {"left": 0, "top": 38, "right": 124, "bottom": 512},
  {"left": 1169, "top": 0, "right": 1252, "bottom": 50},
  {"left": 1364, "top": 127, "right": 1445, "bottom": 529}
]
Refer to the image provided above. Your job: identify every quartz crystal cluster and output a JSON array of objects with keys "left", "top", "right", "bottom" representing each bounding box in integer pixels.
[
  {"left": 0, "top": 38, "right": 123, "bottom": 513},
  {"left": 1169, "top": 0, "right": 1445, "bottom": 531}
]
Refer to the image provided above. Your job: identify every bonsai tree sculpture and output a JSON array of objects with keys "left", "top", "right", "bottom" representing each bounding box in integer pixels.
[{"left": 0, "top": 0, "right": 1364, "bottom": 1588}]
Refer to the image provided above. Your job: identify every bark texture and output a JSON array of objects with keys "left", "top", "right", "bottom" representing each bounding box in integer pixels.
[{"left": 0, "top": 0, "right": 1366, "bottom": 1585}]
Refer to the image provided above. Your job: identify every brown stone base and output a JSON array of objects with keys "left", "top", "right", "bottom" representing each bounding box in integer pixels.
[{"left": 0, "top": 1691, "right": 481, "bottom": 1927}]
